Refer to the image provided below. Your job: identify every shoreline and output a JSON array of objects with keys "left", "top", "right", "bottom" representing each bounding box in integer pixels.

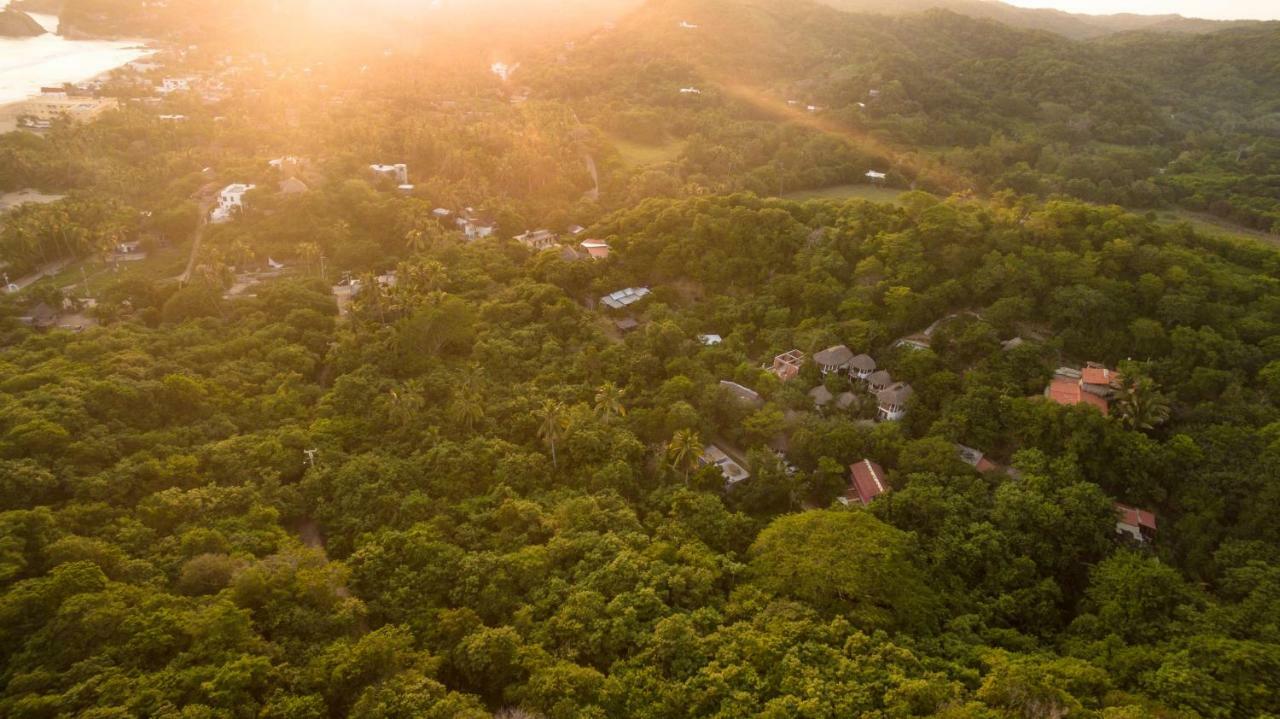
[{"left": 0, "top": 32, "right": 156, "bottom": 133}]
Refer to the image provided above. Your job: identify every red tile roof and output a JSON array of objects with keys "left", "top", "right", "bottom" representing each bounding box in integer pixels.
[
  {"left": 1046, "top": 377, "right": 1109, "bottom": 415},
  {"left": 848, "top": 459, "right": 888, "bottom": 506},
  {"left": 1082, "top": 366, "right": 1119, "bottom": 387},
  {"left": 1115, "top": 502, "right": 1157, "bottom": 531}
]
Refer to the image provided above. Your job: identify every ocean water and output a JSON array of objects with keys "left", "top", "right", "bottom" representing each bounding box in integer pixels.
[{"left": 0, "top": 2, "right": 151, "bottom": 105}]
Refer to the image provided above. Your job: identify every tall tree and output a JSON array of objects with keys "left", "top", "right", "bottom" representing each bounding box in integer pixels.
[
  {"left": 535, "top": 399, "right": 569, "bottom": 469},
  {"left": 666, "top": 429, "right": 705, "bottom": 485},
  {"left": 593, "top": 381, "right": 626, "bottom": 420},
  {"left": 1114, "top": 372, "right": 1171, "bottom": 431}
]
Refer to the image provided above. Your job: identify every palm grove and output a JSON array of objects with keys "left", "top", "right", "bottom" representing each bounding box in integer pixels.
[{"left": 2, "top": 0, "right": 1280, "bottom": 717}]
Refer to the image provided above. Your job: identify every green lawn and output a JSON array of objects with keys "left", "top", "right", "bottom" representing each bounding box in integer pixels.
[
  {"left": 608, "top": 135, "right": 685, "bottom": 170},
  {"left": 780, "top": 183, "right": 907, "bottom": 204},
  {"left": 27, "top": 238, "right": 193, "bottom": 297},
  {"left": 1156, "top": 209, "right": 1280, "bottom": 249}
]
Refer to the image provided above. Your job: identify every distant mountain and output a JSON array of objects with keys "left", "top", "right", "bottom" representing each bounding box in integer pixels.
[{"left": 816, "top": 0, "right": 1261, "bottom": 38}]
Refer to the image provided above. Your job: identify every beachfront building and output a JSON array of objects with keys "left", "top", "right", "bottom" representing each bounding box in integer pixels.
[{"left": 18, "top": 91, "right": 118, "bottom": 129}]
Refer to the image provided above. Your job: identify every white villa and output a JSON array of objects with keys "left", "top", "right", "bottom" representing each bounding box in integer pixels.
[
  {"left": 210, "top": 183, "right": 255, "bottom": 224},
  {"left": 370, "top": 163, "right": 409, "bottom": 185}
]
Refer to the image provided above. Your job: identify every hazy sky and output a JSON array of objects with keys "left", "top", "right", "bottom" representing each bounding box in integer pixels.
[{"left": 1004, "top": 0, "right": 1280, "bottom": 20}]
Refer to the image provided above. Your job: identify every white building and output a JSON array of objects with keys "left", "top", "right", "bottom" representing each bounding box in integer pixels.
[
  {"left": 865, "top": 170, "right": 887, "bottom": 182},
  {"left": 158, "top": 77, "right": 194, "bottom": 94},
  {"left": 701, "top": 445, "right": 749, "bottom": 488},
  {"left": 514, "top": 229, "right": 558, "bottom": 251},
  {"left": 601, "top": 287, "right": 650, "bottom": 310},
  {"left": 370, "top": 163, "right": 408, "bottom": 185},
  {"left": 210, "top": 183, "right": 255, "bottom": 224}
]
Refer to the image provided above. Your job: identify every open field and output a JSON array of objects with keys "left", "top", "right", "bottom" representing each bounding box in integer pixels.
[
  {"left": 780, "top": 183, "right": 907, "bottom": 203},
  {"left": 1156, "top": 209, "right": 1280, "bottom": 249},
  {"left": 608, "top": 134, "right": 685, "bottom": 169}
]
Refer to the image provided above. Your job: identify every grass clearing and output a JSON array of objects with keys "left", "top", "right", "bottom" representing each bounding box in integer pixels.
[
  {"left": 608, "top": 134, "right": 685, "bottom": 170},
  {"left": 1156, "top": 209, "right": 1280, "bottom": 250}
]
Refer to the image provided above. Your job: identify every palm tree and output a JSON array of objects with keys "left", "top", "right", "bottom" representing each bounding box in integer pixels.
[
  {"left": 405, "top": 225, "right": 429, "bottom": 254},
  {"left": 449, "top": 390, "right": 485, "bottom": 432},
  {"left": 297, "top": 241, "right": 321, "bottom": 276},
  {"left": 1114, "top": 373, "right": 1171, "bottom": 431},
  {"left": 593, "top": 381, "right": 626, "bottom": 420},
  {"left": 534, "top": 399, "right": 569, "bottom": 469},
  {"left": 388, "top": 380, "right": 426, "bottom": 426},
  {"left": 666, "top": 429, "right": 705, "bottom": 485}
]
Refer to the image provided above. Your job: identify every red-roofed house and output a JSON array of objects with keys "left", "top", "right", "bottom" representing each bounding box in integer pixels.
[
  {"left": 1115, "top": 502, "right": 1157, "bottom": 543},
  {"left": 840, "top": 459, "right": 888, "bottom": 506},
  {"left": 1082, "top": 366, "right": 1118, "bottom": 388},
  {"left": 1046, "top": 376, "right": 1110, "bottom": 415}
]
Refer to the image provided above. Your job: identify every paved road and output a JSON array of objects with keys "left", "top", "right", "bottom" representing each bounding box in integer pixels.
[{"left": 5, "top": 257, "right": 72, "bottom": 293}]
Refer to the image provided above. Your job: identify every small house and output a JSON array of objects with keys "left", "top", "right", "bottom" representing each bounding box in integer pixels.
[
  {"left": 894, "top": 334, "right": 930, "bottom": 351},
  {"left": 809, "top": 385, "right": 833, "bottom": 408},
  {"left": 278, "top": 177, "right": 309, "bottom": 195},
  {"left": 1081, "top": 363, "right": 1121, "bottom": 398},
  {"left": 1045, "top": 368, "right": 1112, "bottom": 415},
  {"left": 849, "top": 354, "right": 876, "bottom": 379},
  {"left": 866, "top": 370, "right": 893, "bottom": 393},
  {"left": 865, "top": 170, "right": 887, "bottom": 183},
  {"left": 840, "top": 459, "right": 888, "bottom": 506},
  {"left": 698, "top": 334, "right": 723, "bottom": 346},
  {"left": 956, "top": 444, "right": 997, "bottom": 473},
  {"left": 370, "top": 163, "right": 409, "bottom": 185},
  {"left": 1115, "top": 502, "right": 1157, "bottom": 543},
  {"left": 701, "top": 445, "right": 750, "bottom": 487},
  {"left": 876, "top": 382, "right": 913, "bottom": 421},
  {"left": 601, "top": 287, "right": 650, "bottom": 310},
  {"left": 515, "top": 229, "right": 558, "bottom": 251},
  {"left": 719, "top": 380, "right": 763, "bottom": 408},
  {"left": 812, "top": 344, "right": 854, "bottom": 375},
  {"left": 579, "top": 239, "right": 610, "bottom": 260}
]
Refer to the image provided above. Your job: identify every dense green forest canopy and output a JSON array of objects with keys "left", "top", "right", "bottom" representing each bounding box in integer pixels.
[
  {"left": 3, "top": 0, "right": 1280, "bottom": 716},
  {"left": 528, "top": 0, "right": 1280, "bottom": 232},
  {"left": 3, "top": 190, "right": 1280, "bottom": 716}
]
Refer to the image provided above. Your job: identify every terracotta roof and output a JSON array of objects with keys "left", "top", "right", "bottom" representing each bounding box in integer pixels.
[
  {"left": 848, "top": 459, "right": 888, "bottom": 505},
  {"left": 1046, "top": 377, "right": 1109, "bottom": 415},
  {"left": 1115, "top": 502, "right": 1157, "bottom": 531},
  {"left": 1082, "top": 366, "right": 1119, "bottom": 387}
]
